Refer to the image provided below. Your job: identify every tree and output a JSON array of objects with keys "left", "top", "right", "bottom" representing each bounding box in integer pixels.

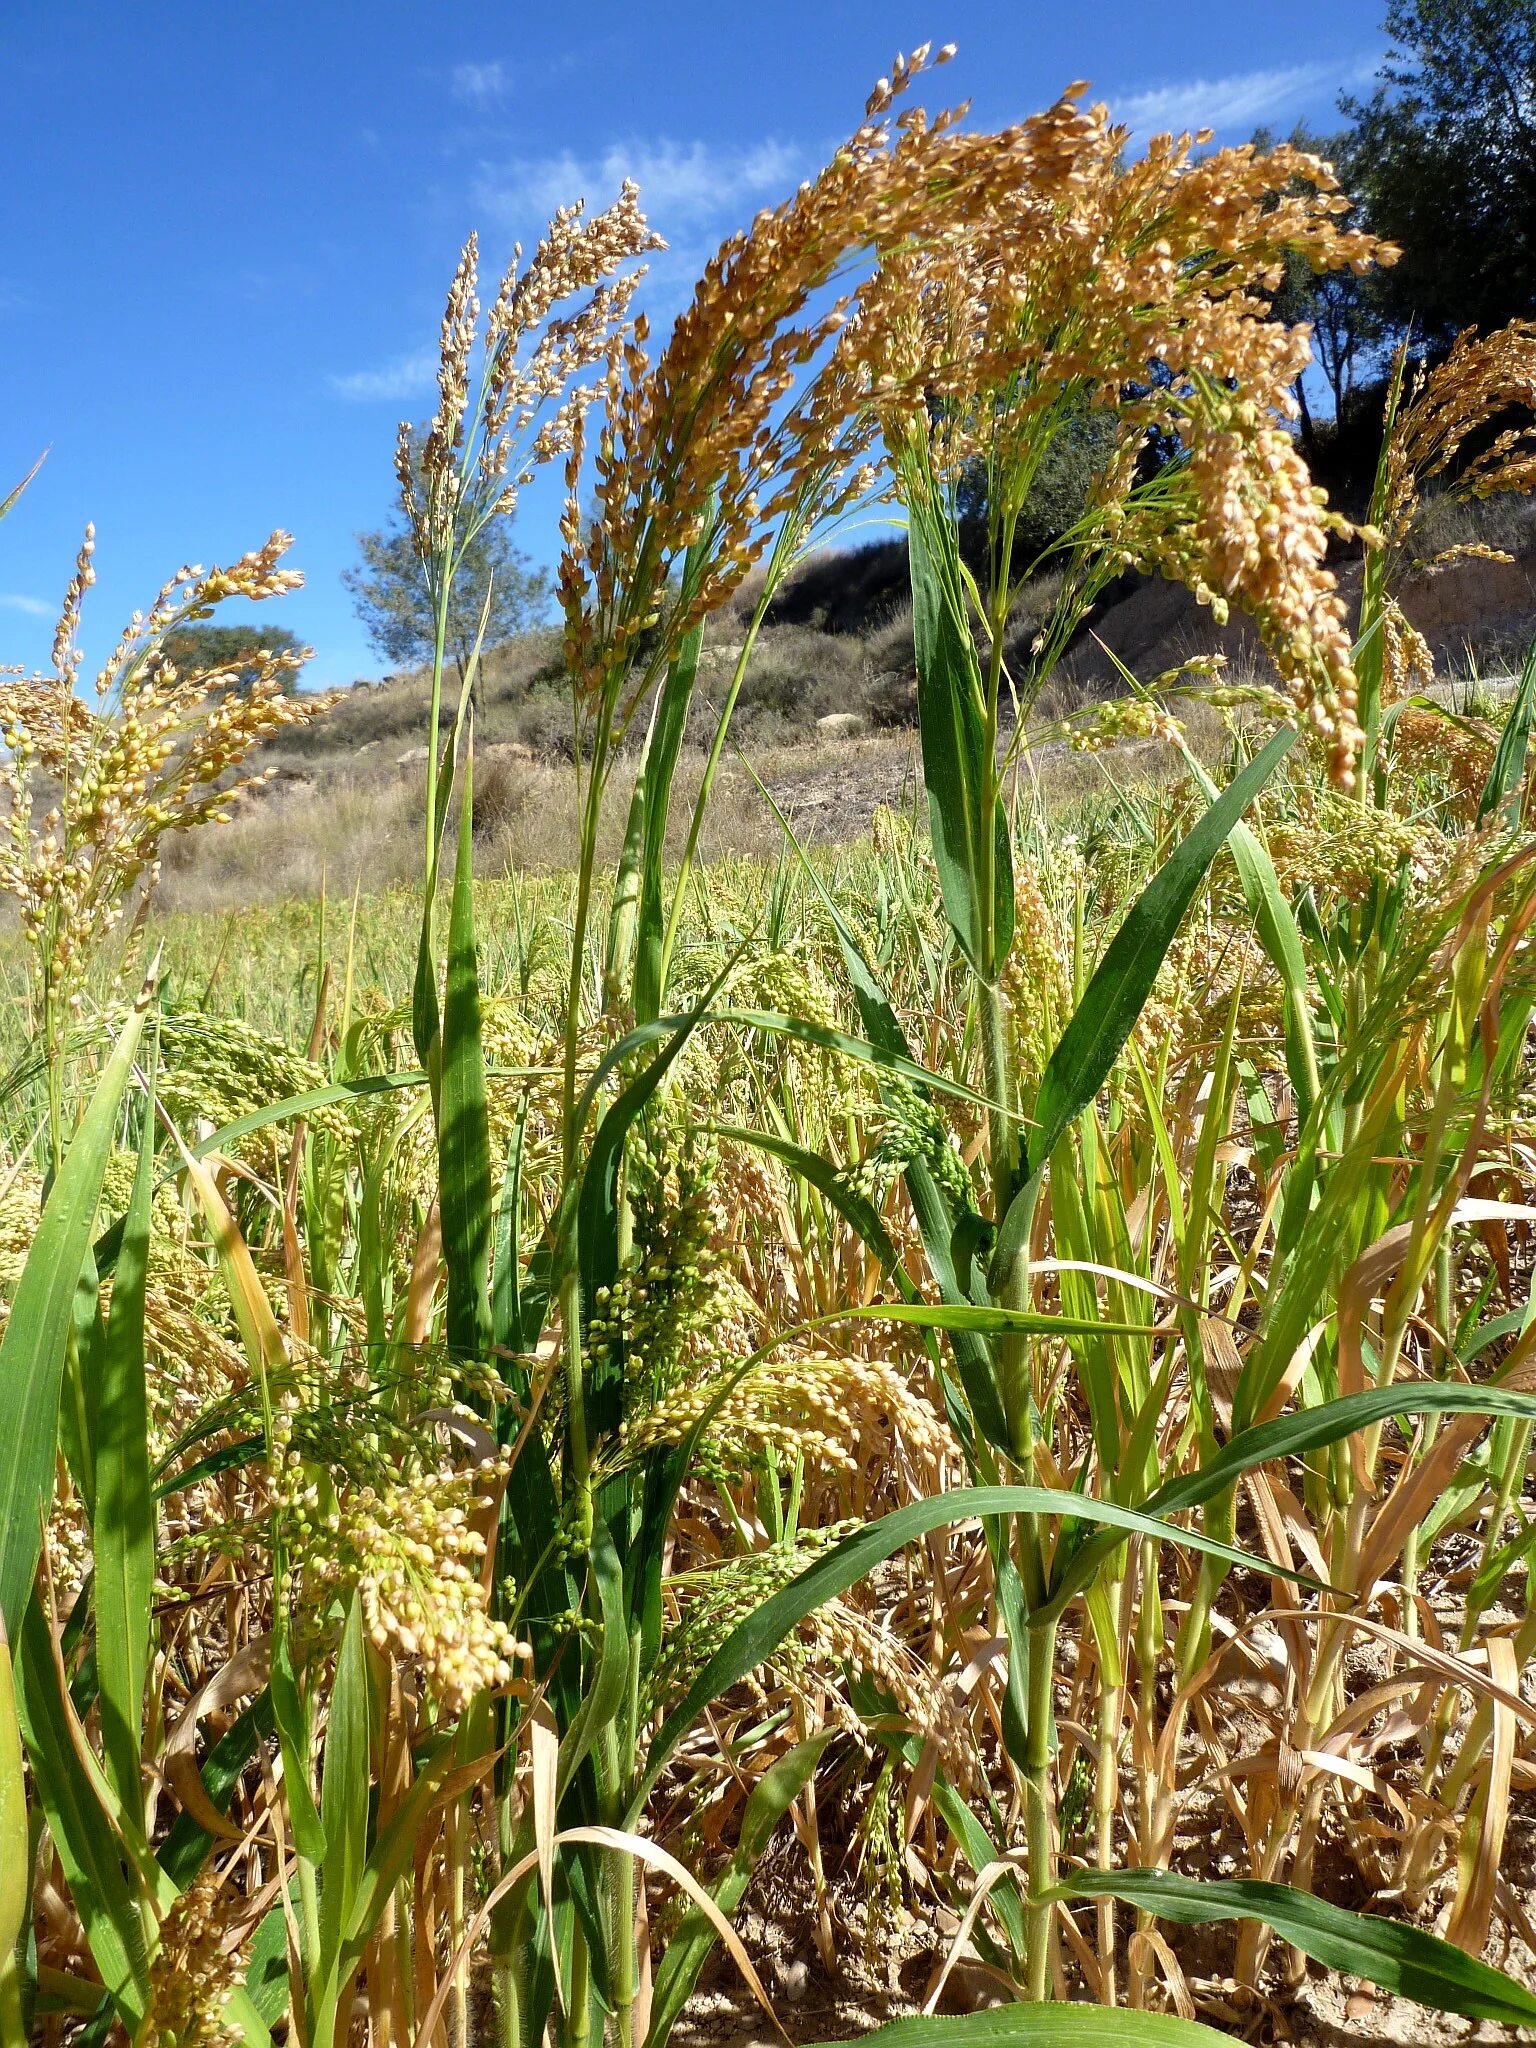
[
  {"left": 1257, "top": 126, "right": 1391, "bottom": 449},
  {"left": 1342, "top": 1, "right": 1536, "bottom": 341},
  {"left": 956, "top": 406, "right": 1121, "bottom": 587},
  {"left": 342, "top": 441, "right": 547, "bottom": 701},
  {"left": 158, "top": 622, "right": 305, "bottom": 694}
]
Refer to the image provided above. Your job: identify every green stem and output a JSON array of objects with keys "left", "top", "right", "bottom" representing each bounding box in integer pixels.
[
  {"left": 612, "top": 1846, "right": 637, "bottom": 2048},
  {"left": 1023, "top": 1617, "right": 1059, "bottom": 2001},
  {"left": 41, "top": 977, "right": 63, "bottom": 1174},
  {"left": 423, "top": 577, "right": 453, "bottom": 897},
  {"left": 979, "top": 979, "right": 1019, "bottom": 1221},
  {"left": 1127, "top": 1539, "right": 1161, "bottom": 2011},
  {"left": 0, "top": 1952, "right": 23, "bottom": 2048},
  {"left": 655, "top": 570, "right": 778, "bottom": 1006},
  {"left": 980, "top": 979, "right": 1037, "bottom": 1478},
  {"left": 560, "top": 1265, "right": 591, "bottom": 1500},
  {"left": 307, "top": 1955, "right": 339, "bottom": 2048},
  {"left": 1094, "top": 1600, "right": 1123, "bottom": 2008},
  {"left": 562, "top": 713, "right": 614, "bottom": 1169},
  {"left": 1479, "top": 1420, "right": 1531, "bottom": 1584},
  {"left": 296, "top": 1843, "right": 322, "bottom": 2018},
  {"left": 568, "top": 1917, "right": 592, "bottom": 2048},
  {"left": 491, "top": 1772, "right": 521, "bottom": 2048},
  {"left": 976, "top": 519, "right": 1015, "bottom": 986},
  {"left": 557, "top": 705, "right": 620, "bottom": 1507}
]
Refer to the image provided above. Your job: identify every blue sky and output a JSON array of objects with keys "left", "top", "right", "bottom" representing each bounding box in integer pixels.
[{"left": 0, "top": 0, "right": 1386, "bottom": 690}]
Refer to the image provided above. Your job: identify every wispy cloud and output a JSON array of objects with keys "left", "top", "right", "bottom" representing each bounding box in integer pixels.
[
  {"left": 0, "top": 593, "right": 51, "bottom": 618},
  {"left": 327, "top": 135, "right": 810, "bottom": 414},
  {"left": 452, "top": 60, "right": 509, "bottom": 108},
  {"left": 328, "top": 349, "right": 438, "bottom": 403},
  {"left": 475, "top": 136, "right": 807, "bottom": 232},
  {"left": 1111, "top": 55, "right": 1378, "bottom": 139}
]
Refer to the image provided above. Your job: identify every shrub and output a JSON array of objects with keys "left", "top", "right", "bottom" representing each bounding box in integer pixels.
[
  {"left": 865, "top": 667, "right": 918, "bottom": 727},
  {"left": 471, "top": 747, "right": 531, "bottom": 837},
  {"left": 732, "top": 621, "right": 866, "bottom": 726}
]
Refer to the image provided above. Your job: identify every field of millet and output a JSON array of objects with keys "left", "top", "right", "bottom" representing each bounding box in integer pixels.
[{"left": 5, "top": 50, "right": 1536, "bottom": 2048}]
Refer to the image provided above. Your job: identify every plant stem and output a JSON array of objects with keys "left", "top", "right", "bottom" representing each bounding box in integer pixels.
[
  {"left": 423, "top": 577, "right": 453, "bottom": 900},
  {"left": 1128, "top": 1539, "right": 1161, "bottom": 2011},
  {"left": 0, "top": 1954, "right": 22, "bottom": 2048},
  {"left": 568, "top": 1919, "right": 591, "bottom": 2048},
  {"left": 1094, "top": 1697, "right": 1119, "bottom": 2003},
  {"left": 612, "top": 1845, "right": 637, "bottom": 2048},
  {"left": 1023, "top": 1617, "right": 1059, "bottom": 2001}
]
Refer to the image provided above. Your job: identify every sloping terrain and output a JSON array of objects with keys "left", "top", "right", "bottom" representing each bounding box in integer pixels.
[{"left": 274, "top": 497, "right": 1536, "bottom": 778}]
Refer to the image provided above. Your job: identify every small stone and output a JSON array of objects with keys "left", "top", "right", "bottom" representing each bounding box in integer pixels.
[{"left": 772, "top": 1957, "right": 810, "bottom": 2004}]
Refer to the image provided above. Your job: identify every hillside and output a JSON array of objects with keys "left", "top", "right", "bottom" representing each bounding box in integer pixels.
[
  {"left": 273, "top": 489, "right": 1536, "bottom": 770},
  {"left": 154, "top": 492, "right": 1536, "bottom": 911}
]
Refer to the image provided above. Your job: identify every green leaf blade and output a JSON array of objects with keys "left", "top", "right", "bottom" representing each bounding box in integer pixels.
[
  {"left": 1030, "top": 727, "right": 1296, "bottom": 1176},
  {"left": 805, "top": 2008, "right": 1228, "bottom": 2046},
  {"left": 1054, "top": 1870, "right": 1536, "bottom": 2028},
  {"left": 908, "top": 488, "right": 1013, "bottom": 979},
  {"left": 1477, "top": 634, "right": 1536, "bottom": 828},
  {"left": 93, "top": 1029, "right": 158, "bottom": 1817},
  {"left": 636, "top": 1483, "right": 1317, "bottom": 1812},
  {"left": 439, "top": 751, "right": 494, "bottom": 1366},
  {"left": 0, "top": 987, "right": 151, "bottom": 1638},
  {"left": 317, "top": 1596, "right": 370, "bottom": 1988}
]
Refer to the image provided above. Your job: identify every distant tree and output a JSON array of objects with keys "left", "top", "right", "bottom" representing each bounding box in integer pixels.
[
  {"left": 1256, "top": 125, "right": 1391, "bottom": 446},
  {"left": 158, "top": 622, "right": 304, "bottom": 694},
  {"left": 957, "top": 407, "right": 1121, "bottom": 585},
  {"left": 342, "top": 433, "right": 548, "bottom": 706},
  {"left": 1342, "top": 1, "right": 1536, "bottom": 341}
]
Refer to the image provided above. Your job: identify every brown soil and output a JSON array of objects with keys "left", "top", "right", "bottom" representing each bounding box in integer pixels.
[
  {"left": 671, "top": 1851, "right": 1536, "bottom": 2047},
  {"left": 1061, "top": 549, "right": 1536, "bottom": 700},
  {"left": 662, "top": 1690, "right": 1536, "bottom": 2047}
]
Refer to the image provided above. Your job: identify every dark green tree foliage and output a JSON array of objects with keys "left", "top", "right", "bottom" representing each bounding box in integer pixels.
[
  {"left": 343, "top": 430, "right": 548, "bottom": 688},
  {"left": 957, "top": 407, "right": 1120, "bottom": 589},
  {"left": 1343, "top": 0, "right": 1536, "bottom": 340},
  {"left": 158, "top": 623, "right": 304, "bottom": 695},
  {"left": 1259, "top": 126, "right": 1391, "bottom": 444}
]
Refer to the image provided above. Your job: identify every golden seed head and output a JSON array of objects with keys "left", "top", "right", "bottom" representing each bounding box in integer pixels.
[
  {"left": 1380, "top": 320, "right": 1536, "bottom": 556},
  {"left": 0, "top": 530, "right": 331, "bottom": 1011}
]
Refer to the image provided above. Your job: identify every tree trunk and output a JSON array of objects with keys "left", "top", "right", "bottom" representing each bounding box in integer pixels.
[{"left": 1294, "top": 374, "right": 1318, "bottom": 457}]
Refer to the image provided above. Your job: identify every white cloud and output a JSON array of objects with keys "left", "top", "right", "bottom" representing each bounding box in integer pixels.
[
  {"left": 328, "top": 349, "right": 438, "bottom": 403},
  {"left": 329, "top": 135, "right": 808, "bottom": 414},
  {"left": 0, "top": 593, "right": 51, "bottom": 618},
  {"left": 1111, "top": 55, "right": 1378, "bottom": 139},
  {"left": 476, "top": 136, "right": 806, "bottom": 232},
  {"left": 452, "top": 60, "right": 509, "bottom": 108}
]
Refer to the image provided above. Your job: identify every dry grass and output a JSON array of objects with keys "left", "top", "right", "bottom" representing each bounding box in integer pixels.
[
  {"left": 151, "top": 711, "right": 1253, "bottom": 913},
  {"left": 269, "top": 487, "right": 1536, "bottom": 797},
  {"left": 154, "top": 733, "right": 930, "bottom": 909}
]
